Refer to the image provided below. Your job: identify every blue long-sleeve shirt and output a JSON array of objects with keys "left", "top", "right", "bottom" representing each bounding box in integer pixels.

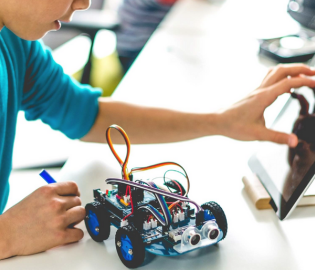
[{"left": 0, "top": 27, "right": 102, "bottom": 213}]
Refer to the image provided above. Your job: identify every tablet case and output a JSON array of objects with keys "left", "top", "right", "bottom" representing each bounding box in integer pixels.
[{"left": 242, "top": 173, "right": 315, "bottom": 209}]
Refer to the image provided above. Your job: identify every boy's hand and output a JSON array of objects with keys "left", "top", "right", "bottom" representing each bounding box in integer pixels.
[
  {"left": 218, "top": 64, "right": 315, "bottom": 147},
  {"left": 0, "top": 182, "right": 85, "bottom": 259}
]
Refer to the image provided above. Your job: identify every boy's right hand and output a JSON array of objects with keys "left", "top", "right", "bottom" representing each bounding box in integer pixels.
[
  {"left": 0, "top": 182, "right": 85, "bottom": 259},
  {"left": 218, "top": 64, "right": 315, "bottom": 147}
]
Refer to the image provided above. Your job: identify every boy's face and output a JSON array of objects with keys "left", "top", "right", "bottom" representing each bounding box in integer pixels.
[{"left": 1, "top": 0, "right": 90, "bottom": 40}]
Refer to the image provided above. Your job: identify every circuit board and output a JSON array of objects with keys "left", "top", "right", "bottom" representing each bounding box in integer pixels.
[
  {"left": 94, "top": 188, "right": 223, "bottom": 257},
  {"left": 98, "top": 189, "right": 156, "bottom": 218}
]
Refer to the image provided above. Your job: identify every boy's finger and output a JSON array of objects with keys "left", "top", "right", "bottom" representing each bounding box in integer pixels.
[
  {"left": 259, "top": 129, "right": 298, "bottom": 147},
  {"left": 260, "top": 67, "right": 274, "bottom": 87},
  {"left": 266, "top": 64, "right": 315, "bottom": 86},
  {"left": 64, "top": 228, "right": 84, "bottom": 244},
  {"left": 65, "top": 206, "right": 86, "bottom": 225},
  {"left": 265, "top": 77, "right": 315, "bottom": 106},
  {"left": 54, "top": 182, "right": 80, "bottom": 196},
  {"left": 61, "top": 196, "right": 82, "bottom": 210}
]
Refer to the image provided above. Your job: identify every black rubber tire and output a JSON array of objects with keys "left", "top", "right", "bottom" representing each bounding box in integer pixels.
[
  {"left": 201, "top": 201, "right": 228, "bottom": 240},
  {"left": 115, "top": 225, "right": 145, "bottom": 268},
  {"left": 85, "top": 202, "right": 111, "bottom": 242}
]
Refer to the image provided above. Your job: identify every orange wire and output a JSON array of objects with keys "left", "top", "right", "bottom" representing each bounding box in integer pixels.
[
  {"left": 106, "top": 125, "right": 190, "bottom": 222},
  {"left": 130, "top": 162, "right": 180, "bottom": 174},
  {"left": 105, "top": 125, "right": 131, "bottom": 180},
  {"left": 129, "top": 162, "right": 190, "bottom": 194}
]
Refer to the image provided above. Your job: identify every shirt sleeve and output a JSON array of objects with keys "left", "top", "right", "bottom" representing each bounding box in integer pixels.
[{"left": 21, "top": 40, "right": 102, "bottom": 139}]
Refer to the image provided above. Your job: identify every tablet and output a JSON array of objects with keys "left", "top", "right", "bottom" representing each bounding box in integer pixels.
[{"left": 248, "top": 87, "right": 315, "bottom": 220}]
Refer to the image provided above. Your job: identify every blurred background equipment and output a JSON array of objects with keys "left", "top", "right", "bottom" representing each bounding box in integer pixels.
[
  {"left": 258, "top": 30, "right": 315, "bottom": 63},
  {"left": 288, "top": 0, "right": 315, "bottom": 30},
  {"left": 258, "top": 0, "right": 315, "bottom": 63}
]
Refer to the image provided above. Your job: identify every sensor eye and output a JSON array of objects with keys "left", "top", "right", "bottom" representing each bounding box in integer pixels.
[
  {"left": 201, "top": 221, "right": 220, "bottom": 241},
  {"left": 183, "top": 227, "right": 202, "bottom": 246},
  {"left": 209, "top": 229, "right": 219, "bottom": 240},
  {"left": 190, "top": 234, "right": 201, "bottom": 246}
]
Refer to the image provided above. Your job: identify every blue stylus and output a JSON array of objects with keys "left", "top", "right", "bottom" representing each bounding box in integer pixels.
[{"left": 39, "top": 169, "right": 57, "bottom": 184}]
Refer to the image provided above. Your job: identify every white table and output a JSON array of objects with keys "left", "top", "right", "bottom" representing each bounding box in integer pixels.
[{"left": 2, "top": 0, "right": 315, "bottom": 269}]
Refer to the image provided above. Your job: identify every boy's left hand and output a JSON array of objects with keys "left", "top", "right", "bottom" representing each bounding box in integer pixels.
[{"left": 0, "top": 181, "right": 85, "bottom": 259}]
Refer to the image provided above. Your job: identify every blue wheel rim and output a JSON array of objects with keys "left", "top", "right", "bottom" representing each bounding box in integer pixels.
[
  {"left": 204, "top": 209, "right": 215, "bottom": 221},
  {"left": 87, "top": 210, "right": 100, "bottom": 236},
  {"left": 120, "top": 234, "right": 134, "bottom": 261}
]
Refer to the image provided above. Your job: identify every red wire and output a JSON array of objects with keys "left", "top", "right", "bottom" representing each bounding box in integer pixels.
[
  {"left": 166, "top": 201, "right": 183, "bottom": 212},
  {"left": 123, "top": 186, "right": 134, "bottom": 221},
  {"left": 171, "top": 180, "right": 183, "bottom": 196}
]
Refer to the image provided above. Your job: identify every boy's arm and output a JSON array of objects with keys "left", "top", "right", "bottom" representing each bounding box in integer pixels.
[
  {"left": 0, "top": 215, "right": 11, "bottom": 259},
  {"left": 82, "top": 99, "right": 221, "bottom": 144},
  {"left": 82, "top": 64, "right": 315, "bottom": 147}
]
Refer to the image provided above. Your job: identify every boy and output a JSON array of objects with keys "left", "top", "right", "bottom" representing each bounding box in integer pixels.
[{"left": 1, "top": 0, "right": 315, "bottom": 260}]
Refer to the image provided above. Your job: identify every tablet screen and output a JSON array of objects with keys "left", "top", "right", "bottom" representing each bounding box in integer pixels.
[{"left": 248, "top": 87, "right": 315, "bottom": 220}]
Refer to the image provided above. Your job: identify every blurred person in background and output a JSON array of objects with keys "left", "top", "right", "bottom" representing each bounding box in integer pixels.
[{"left": 116, "top": 0, "right": 177, "bottom": 73}]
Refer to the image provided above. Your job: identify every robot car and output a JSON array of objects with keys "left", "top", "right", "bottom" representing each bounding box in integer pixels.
[{"left": 84, "top": 125, "right": 228, "bottom": 268}]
